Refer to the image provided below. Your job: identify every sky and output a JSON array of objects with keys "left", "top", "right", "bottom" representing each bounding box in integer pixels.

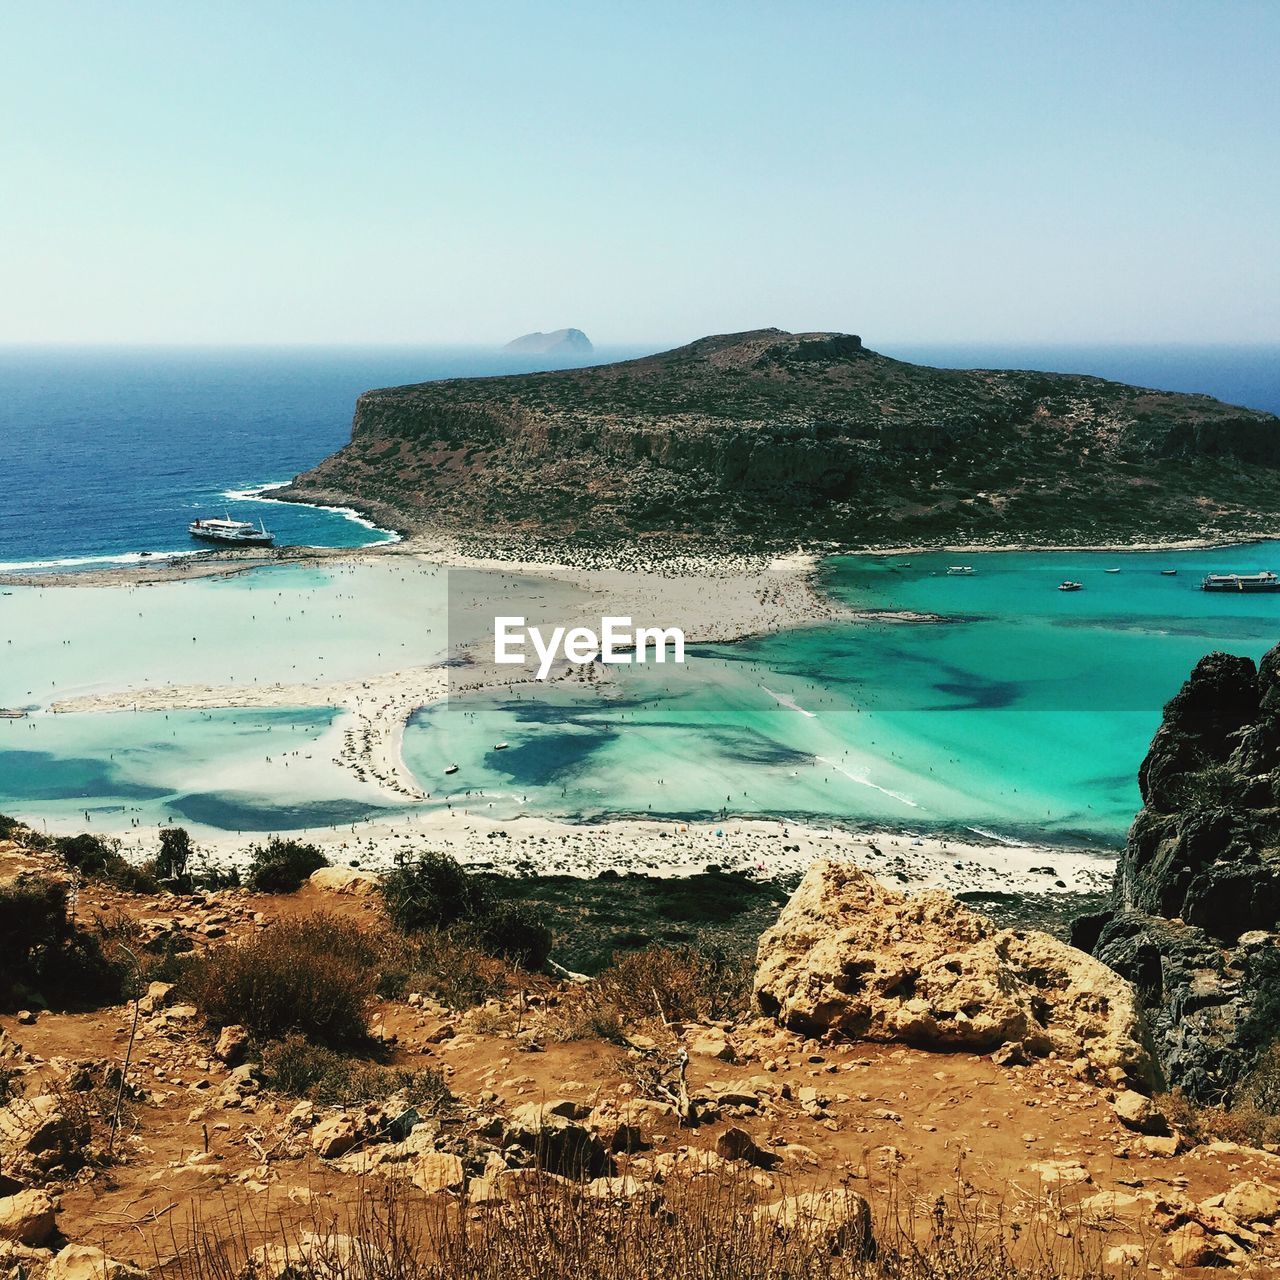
[{"left": 1, "top": 2, "right": 1277, "bottom": 347}]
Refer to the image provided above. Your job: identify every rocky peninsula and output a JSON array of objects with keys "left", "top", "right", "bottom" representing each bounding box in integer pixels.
[{"left": 280, "top": 328, "right": 1280, "bottom": 551}]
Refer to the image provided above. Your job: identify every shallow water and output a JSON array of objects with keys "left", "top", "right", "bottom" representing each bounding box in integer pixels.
[{"left": 405, "top": 546, "right": 1280, "bottom": 845}]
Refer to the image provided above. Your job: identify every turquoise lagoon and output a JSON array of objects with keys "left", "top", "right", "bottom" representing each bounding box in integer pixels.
[
  {"left": 0, "top": 559, "right": 451, "bottom": 832},
  {"left": 4, "top": 546, "right": 1280, "bottom": 845},
  {"left": 407, "top": 546, "right": 1280, "bottom": 846}
]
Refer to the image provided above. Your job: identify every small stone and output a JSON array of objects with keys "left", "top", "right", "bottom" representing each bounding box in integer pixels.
[
  {"left": 215, "top": 1025, "right": 249, "bottom": 1066},
  {"left": 46, "top": 1245, "right": 148, "bottom": 1280},
  {"left": 1223, "top": 1179, "right": 1280, "bottom": 1224},
  {"left": 312, "top": 1115, "right": 361, "bottom": 1160}
]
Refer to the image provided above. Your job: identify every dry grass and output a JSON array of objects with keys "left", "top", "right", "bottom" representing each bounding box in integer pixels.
[
  {"left": 259, "top": 1035, "right": 450, "bottom": 1111},
  {"left": 185, "top": 914, "right": 381, "bottom": 1046},
  {"left": 159, "top": 1169, "right": 1106, "bottom": 1280},
  {"left": 593, "top": 944, "right": 754, "bottom": 1026},
  {"left": 1159, "top": 1042, "right": 1280, "bottom": 1149},
  {"left": 380, "top": 928, "right": 519, "bottom": 1011}
]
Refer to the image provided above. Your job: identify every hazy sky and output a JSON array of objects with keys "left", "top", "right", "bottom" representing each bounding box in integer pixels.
[{"left": 3, "top": 2, "right": 1277, "bottom": 346}]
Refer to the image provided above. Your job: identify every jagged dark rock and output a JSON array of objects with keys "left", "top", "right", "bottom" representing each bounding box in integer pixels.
[
  {"left": 1077, "top": 645, "right": 1280, "bottom": 1103},
  {"left": 279, "top": 328, "right": 1280, "bottom": 548}
]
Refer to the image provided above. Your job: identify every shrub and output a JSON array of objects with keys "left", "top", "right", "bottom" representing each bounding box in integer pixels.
[
  {"left": 186, "top": 914, "right": 378, "bottom": 1045},
  {"left": 379, "top": 928, "right": 511, "bottom": 1010},
  {"left": 0, "top": 813, "right": 28, "bottom": 842},
  {"left": 55, "top": 833, "right": 121, "bottom": 877},
  {"left": 260, "top": 1034, "right": 450, "bottom": 1110},
  {"left": 0, "top": 876, "right": 131, "bottom": 1010},
  {"left": 380, "top": 850, "right": 485, "bottom": 934},
  {"left": 594, "top": 944, "right": 753, "bottom": 1026},
  {"left": 246, "top": 837, "right": 329, "bottom": 893},
  {"left": 477, "top": 900, "right": 553, "bottom": 970},
  {"left": 156, "top": 827, "right": 195, "bottom": 887},
  {"left": 52, "top": 832, "right": 160, "bottom": 893}
]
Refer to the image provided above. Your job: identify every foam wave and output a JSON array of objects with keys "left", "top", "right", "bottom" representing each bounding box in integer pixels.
[
  {"left": 219, "top": 482, "right": 401, "bottom": 545},
  {"left": 0, "top": 549, "right": 204, "bottom": 573},
  {"left": 761, "top": 685, "right": 817, "bottom": 718},
  {"left": 816, "top": 756, "right": 920, "bottom": 808}
]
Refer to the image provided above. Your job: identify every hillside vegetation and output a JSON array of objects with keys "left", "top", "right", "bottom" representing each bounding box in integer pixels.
[{"left": 282, "top": 329, "right": 1280, "bottom": 548}]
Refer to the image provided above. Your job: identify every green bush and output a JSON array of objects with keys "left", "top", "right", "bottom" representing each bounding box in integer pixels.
[
  {"left": 0, "top": 875, "right": 131, "bottom": 1010},
  {"left": 52, "top": 832, "right": 160, "bottom": 893},
  {"left": 156, "top": 827, "right": 195, "bottom": 887},
  {"left": 186, "top": 914, "right": 378, "bottom": 1045},
  {"left": 246, "top": 837, "right": 329, "bottom": 893},
  {"left": 380, "top": 850, "right": 486, "bottom": 934},
  {"left": 55, "top": 833, "right": 121, "bottom": 876}
]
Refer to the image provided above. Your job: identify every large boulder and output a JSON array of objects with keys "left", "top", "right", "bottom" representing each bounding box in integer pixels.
[{"left": 755, "top": 861, "right": 1155, "bottom": 1087}]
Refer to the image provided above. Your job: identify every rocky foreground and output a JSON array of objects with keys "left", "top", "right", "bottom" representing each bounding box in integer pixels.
[{"left": 3, "top": 838, "right": 1280, "bottom": 1278}]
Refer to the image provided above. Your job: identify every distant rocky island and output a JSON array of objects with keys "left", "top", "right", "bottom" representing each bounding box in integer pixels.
[
  {"left": 503, "top": 328, "right": 593, "bottom": 355},
  {"left": 282, "top": 328, "right": 1280, "bottom": 547}
]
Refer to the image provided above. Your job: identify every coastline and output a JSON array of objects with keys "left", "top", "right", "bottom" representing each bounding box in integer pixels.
[
  {"left": 56, "top": 808, "right": 1118, "bottom": 904},
  {"left": 5, "top": 496, "right": 1232, "bottom": 884}
]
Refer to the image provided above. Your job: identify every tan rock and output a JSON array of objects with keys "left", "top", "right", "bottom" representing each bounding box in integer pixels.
[
  {"left": 0, "top": 1189, "right": 56, "bottom": 1247},
  {"left": 714, "top": 1126, "right": 778, "bottom": 1169},
  {"left": 312, "top": 1115, "right": 361, "bottom": 1160},
  {"left": 1104, "top": 1243, "right": 1144, "bottom": 1268},
  {"left": 308, "top": 866, "right": 379, "bottom": 896},
  {"left": 1138, "top": 1134, "right": 1181, "bottom": 1158},
  {"left": 0, "top": 1096, "right": 68, "bottom": 1157},
  {"left": 1223, "top": 1179, "right": 1280, "bottom": 1224},
  {"left": 688, "top": 1027, "right": 737, "bottom": 1063},
  {"left": 1029, "top": 1160, "right": 1091, "bottom": 1186},
  {"left": 214, "top": 1024, "right": 249, "bottom": 1066},
  {"left": 759, "top": 1188, "right": 873, "bottom": 1258},
  {"left": 46, "top": 1244, "right": 148, "bottom": 1280},
  {"left": 1113, "top": 1090, "right": 1168, "bottom": 1135},
  {"left": 139, "top": 981, "right": 176, "bottom": 1013},
  {"left": 753, "top": 861, "right": 1155, "bottom": 1085},
  {"left": 412, "top": 1152, "right": 464, "bottom": 1194}
]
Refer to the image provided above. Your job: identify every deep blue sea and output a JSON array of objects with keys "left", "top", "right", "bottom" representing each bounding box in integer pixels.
[
  {"left": 1, "top": 342, "right": 1275, "bottom": 573},
  {"left": 0, "top": 345, "right": 644, "bottom": 570}
]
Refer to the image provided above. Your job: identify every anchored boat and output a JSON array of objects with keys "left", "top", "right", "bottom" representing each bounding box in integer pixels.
[
  {"left": 946, "top": 566, "right": 975, "bottom": 576},
  {"left": 1058, "top": 580, "right": 1084, "bottom": 592},
  {"left": 1201, "top": 571, "right": 1280, "bottom": 593},
  {"left": 189, "top": 515, "right": 275, "bottom": 547}
]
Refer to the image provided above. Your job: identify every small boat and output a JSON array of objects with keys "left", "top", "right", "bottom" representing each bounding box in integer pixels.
[
  {"left": 1161, "top": 569, "right": 1178, "bottom": 576},
  {"left": 444, "top": 764, "right": 459, "bottom": 775},
  {"left": 1058, "top": 581, "right": 1084, "bottom": 592},
  {"left": 189, "top": 514, "right": 275, "bottom": 547},
  {"left": 1201, "top": 571, "right": 1280, "bottom": 594},
  {"left": 946, "top": 565, "right": 975, "bottom": 576},
  {"left": 1105, "top": 568, "right": 1120, "bottom": 574},
  {"left": 493, "top": 742, "right": 509, "bottom": 750}
]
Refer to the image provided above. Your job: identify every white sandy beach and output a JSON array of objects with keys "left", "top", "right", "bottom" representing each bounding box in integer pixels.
[{"left": 5, "top": 537, "right": 1124, "bottom": 893}]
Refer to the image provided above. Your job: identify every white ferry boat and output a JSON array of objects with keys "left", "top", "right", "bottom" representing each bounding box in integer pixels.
[
  {"left": 188, "top": 515, "right": 275, "bottom": 547},
  {"left": 1201, "top": 571, "right": 1280, "bottom": 594},
  {"left": 945, "top": 565, "right": 975, "bottom": 576}
]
